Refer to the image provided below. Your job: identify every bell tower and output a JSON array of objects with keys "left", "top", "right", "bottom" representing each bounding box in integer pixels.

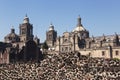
[
  {"left": 19, "top": 15, "right": 33, "bottom": 42},
  {"left": 46, "top": 23, "right": 57, "bottom": 48}
]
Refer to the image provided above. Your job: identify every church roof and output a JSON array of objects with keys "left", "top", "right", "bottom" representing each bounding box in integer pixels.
[{"left": 89, "top": 34, "right": 120, "bottom": 42}]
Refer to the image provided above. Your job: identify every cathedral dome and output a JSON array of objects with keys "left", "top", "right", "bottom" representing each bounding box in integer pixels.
[
  {"left": 72, "top": 16, "right": 86, "bottom": 32},
  {"left": 72, "top": 25, "right": 86, "bottom": 32},
  {"left": 48, "top": 24, "right": 54, "bottom": 31}
]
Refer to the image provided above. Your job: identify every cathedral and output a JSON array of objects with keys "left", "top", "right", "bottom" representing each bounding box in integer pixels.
[
  {"left": 0, "top": 15, "right": 42, "bottom": 64},
  {"left": 46, "top": 16, "right": 120, "bottom": 59},
  {"left": 0, "top": 15, "right": 120, "bottom": 64}
]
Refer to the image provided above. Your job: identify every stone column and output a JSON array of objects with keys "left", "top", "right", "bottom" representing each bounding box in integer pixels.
[{"left": 108, "top": 45, "right": 112, "bottom": 59}]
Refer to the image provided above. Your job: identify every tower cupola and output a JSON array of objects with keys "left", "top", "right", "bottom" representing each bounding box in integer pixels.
[
  {"left": 23, "top": 14, "right": 29, "bottom": 24},
  {"left": 49, "top": 23, "right": 54, "bottom": 31}
]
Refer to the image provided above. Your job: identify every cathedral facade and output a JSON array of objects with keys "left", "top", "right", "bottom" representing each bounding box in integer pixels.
[{"left": 46, "top": 16, "right": 120, "bottom": 59}]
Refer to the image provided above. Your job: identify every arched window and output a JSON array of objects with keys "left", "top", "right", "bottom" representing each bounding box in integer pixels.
[
  {"left": 64, "top": 39, "right": 67, "bottom": 42},
  {"left": 22, "top": 29, "right": 26, "bottom": 34},
  {"left": 49, "top": 35, "right": 52, "bottom": 40},
  {"left": 102, "top": 51, "right": 105, "bottom": 56},
  {"left": 115, "top": 51, "right": 119, "bottom": 56},
  {"left": 89, "top": 52, "right": 91, "bottom": 57}
]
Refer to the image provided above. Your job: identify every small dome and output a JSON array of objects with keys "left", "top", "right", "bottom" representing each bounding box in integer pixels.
[
  {"left": 5, "top": 32, "right": 19, "bottom": 39},
  {"left": 4, "top": 28, "right": 19, "bottom": 43},
  {"left": 49, "top": 24, "right": 54, "bottom": 31}
]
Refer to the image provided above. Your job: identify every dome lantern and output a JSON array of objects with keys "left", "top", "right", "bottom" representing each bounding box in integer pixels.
[{"left": 11, "top": 26, "right": 15, "bottom": 33}]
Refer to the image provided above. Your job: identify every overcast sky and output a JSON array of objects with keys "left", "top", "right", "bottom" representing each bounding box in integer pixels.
[{"left": 0, "top": 0, "right": 120, "bottom": 42}]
